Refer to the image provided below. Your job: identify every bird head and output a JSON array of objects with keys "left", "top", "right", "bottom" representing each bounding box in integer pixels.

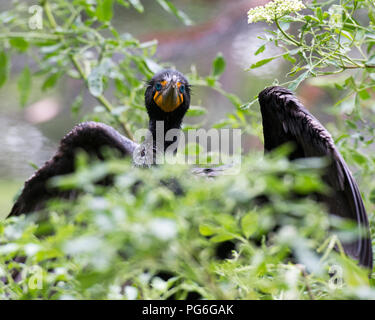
[{"left": 145, "top": 69, "right": 191, "bottom": 124}]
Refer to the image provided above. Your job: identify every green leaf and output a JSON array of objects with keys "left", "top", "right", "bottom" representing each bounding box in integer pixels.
[
  {"left": 339, "top": 30, "right": 353, "bottom": 41},
  {"left": 186, "top": 106, "right": 207, "bottom": 117},
  {"left": 71, "top": 94, "right": 83, "bottom": 116},
  {"left": 156, "top": 0, "right": 193, "bottom": 26},
  {"left": 283, "top": 53, "right": 296, "bottom": 64},
  {"left": 205, "top": 76, "right": 216, "bottom": 87},
  {"left": 366, "top": 54, "right": 375, "bottom": 67},
  {"left": 352, "top": 151, "right": 367, "bottom": 165},
  {"left": 212, "top": 53, "right": 226, "bottom": 77},
  {"left": 369, "top": 10, "right": 375, "bottom": 25},
  {"left": 241, "top": 212, "right": 258, "bottom": 238},
  {"left": 249, "top": 57, "right": 274, "bottom": 69},
  {"left": 40, "top": 43, "right": 62, "bottom": 54},
  {"left": 370, "top": 189, "right": 375, "bottom": 204},
  {"left": 240, "top": 97, "right": 258, "bottom": 110},
  {"left": 293, "top": 175, "right": 324, "bottom": 194},
  {"left": 42, "top": 72, "right": 61, "bottom": 91},
  {"left": 316, "top": 7, "right": 323, "bottom": 22},
  {"left": 144, "top": 58, "right": 162, "bottom": 74},
  {"left": 255, "top": 44, "right": 265, "bottom": 56},
  {"left": 87, "top": 59, "right": 112, "bottom": 97},
  {"left": 334, "top": 83, "right": 344, "bottom": 90},
  {"left": 88, "top": 68, "right": 104, "bottom": 97},
  {"left": 345, "top": 120, "right": 357, "bottom": 129},
  {"left": 184, "top": 143, "right": 203, "bottom": 156},
  {"left": 96, "top": 0, "right": 114, "bottom": 22},
  {"left": 210, "top": 233, "right": 234, "bottom": 243},
  {"left": 288, "top": 71, "right": 309, "bottom": 92},
  {"left": 223, "top": 92, "right": 242, "bottom": 108},
  {"left": 0, "top": 52, "right": 9, "bottom": 88},
  {"left": 28, "top": 162, "right": 39, "bottom": 170},
  {"left": 212, "top": 120, "right": 231, "bottom": 129},
  {"left": 279, "top": 21, "right": 290, "bottom": 31},
  {"left": 17, "top": 66, "right": 31, "bottom": 107},
  {"left": 128, "top": 0, "right": 144, "bottom": 12},
  {"left": 344, "top": 76, "right": 356, "bottom": 90},
  {"left": 117, "top": 0, "right": 130, "bottom": 7},
  {"left": 9, "top": 38, "right": 29, "bottom": 52},
  {"left": 358, "top": 89, "right": 370, "bottom": 100}
]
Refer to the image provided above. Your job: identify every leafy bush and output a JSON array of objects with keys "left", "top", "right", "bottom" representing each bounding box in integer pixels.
[
  {"left": 0, "top": 0, "right": 375, "bottom": 300},
  {"left": 0, "top": 151, "right": 372, "bottom": 300}
]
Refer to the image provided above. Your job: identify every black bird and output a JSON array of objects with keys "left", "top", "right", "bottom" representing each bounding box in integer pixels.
[
  {"left": 258, "top": 86, "right": 373, "bottom": 270},
  {"left": 9, "top": 69, "right": 191, "bottom": 216}
]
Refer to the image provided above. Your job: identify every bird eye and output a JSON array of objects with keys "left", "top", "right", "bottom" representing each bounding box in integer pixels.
[
  {"left": 179, "top": 84, "right": 185, "bottom": 94},
  {"left": 155, "top": 83, "right": 162, "bottom": 91}
]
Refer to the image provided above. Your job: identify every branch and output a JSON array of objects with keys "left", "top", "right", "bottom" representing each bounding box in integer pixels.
[
  {"left": 0, "top": 32, "right": 60, "bottom": 41},
  {"left": 70, "top": 56, "right": 134, "bottom": 140},
  {"left": 275, "top": 17, "right": 300, "bottom": 46}
]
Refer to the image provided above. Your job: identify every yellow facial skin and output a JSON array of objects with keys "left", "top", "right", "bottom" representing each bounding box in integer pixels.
[{"left": 153, "top": 81, "right": 184, "bottom": 112}]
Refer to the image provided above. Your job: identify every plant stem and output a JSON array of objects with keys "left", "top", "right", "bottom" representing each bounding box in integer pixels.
[
  {"left": 275, "top": 18, "right": 300, "bottom": 46},
  {"left": 297, "top": 265, "right": 315, "bottom": 300},
  {"left": 70, "top": 56, "right": 134, "bottom": 140},
  {"left": 0, "top": 32, "right": 60, "bottom": 40},
  {"left": 43, "top": 0, "right": 57, "bottom": 29},
  {"left": 342, "top": 64, "right": 375, "bottom": 69}
]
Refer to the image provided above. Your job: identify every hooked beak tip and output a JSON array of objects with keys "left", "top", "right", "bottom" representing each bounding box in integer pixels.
[
  {"left": 164, "top": 80, "right": 178, "bottom": 96},
  {"left": 170, "top": 75, "right": 178, "bottom": 88}
]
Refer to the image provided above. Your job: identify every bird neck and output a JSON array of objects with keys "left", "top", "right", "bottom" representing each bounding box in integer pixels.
[{"left": 148, "top": 117, "right": 183, "bottom": 152}]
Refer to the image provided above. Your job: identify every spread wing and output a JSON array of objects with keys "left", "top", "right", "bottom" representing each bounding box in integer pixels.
[
  {"left": 9, "top": 121, "right": 137, "bottom": 217},
  {"left": 258, "top": 86, "right": 373, "bottom": 269}
]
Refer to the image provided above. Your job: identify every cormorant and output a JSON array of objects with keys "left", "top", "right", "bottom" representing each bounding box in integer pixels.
[
  {"left": 8, "top": 70, "right": 373, "bottom": 270},
  {"left": 9, "top": 69, "right": 191, "bottom": 216},
  {"left": 258, "top": 86, "right": 373, "bottom": 270}
]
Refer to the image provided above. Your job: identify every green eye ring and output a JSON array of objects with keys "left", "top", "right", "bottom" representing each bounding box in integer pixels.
[{"left": 155, "top": 83, "right": 162, "bottom": 91}]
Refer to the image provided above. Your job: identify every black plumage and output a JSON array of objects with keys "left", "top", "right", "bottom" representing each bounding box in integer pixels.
[
  {"left": 9, "top": 122, "right": 137, "bottom": 216},
  {"left": 145, "top": 69, "right": 191, "bottom": 151},
  {"left": 258, "top": 86, "right": 373, "bottom": 269},
  {"left": 9, "top": 69, "right": 191, "bottom": 216}
]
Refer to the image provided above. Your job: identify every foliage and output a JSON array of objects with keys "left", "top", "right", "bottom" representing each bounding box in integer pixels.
[
  {"left": 0, "top": 0, "right": 238, "bottom": 139},
  {"left": 0, "top": 151, "right": 373, "bottom": 300},
  {"left": 0, "top": 0, "right": 375, "bottom": 300},
  {"left": 247, "top": 0, "right": 375, "bottom": 102}
]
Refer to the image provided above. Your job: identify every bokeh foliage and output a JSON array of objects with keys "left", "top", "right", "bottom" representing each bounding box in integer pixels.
[{"left": 0, "top": 151, "right": 372, "bottom": 300}]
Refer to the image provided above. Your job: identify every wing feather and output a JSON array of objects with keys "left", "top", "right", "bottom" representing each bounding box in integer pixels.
[{"left": 9, "top": 121, "right": 137, "bottom": 217}]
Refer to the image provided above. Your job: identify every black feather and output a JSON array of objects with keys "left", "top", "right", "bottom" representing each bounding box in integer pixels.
[{"left": 9, "top": 121, "right": 137, "bottom": 216}]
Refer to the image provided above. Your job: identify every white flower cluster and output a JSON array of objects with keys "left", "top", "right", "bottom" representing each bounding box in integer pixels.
[{"left": 247, "top": 0, "right": 306, "bottom": 24}]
